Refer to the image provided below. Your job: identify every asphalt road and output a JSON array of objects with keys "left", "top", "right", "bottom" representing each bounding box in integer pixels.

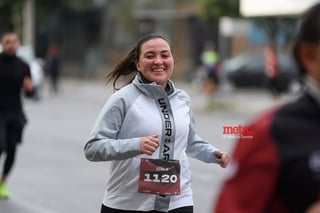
[{"left": 0, "top": 79, "right": 292, "bottom": 213}]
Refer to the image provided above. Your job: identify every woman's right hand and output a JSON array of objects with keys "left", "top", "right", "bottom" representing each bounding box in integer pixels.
[{"left": 140, "top": 134, "right": 160, "bottom": 155}]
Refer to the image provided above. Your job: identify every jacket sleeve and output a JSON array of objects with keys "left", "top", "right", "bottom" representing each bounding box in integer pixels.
[
  {"left": 214, "top": 110, "right": 280, "bottom": 213},
  {"left": 182, "top": 91, "right": 218, "bottom": 163},
  {"left": 84, "top": 92, "right": 141, "bottom": 161}
]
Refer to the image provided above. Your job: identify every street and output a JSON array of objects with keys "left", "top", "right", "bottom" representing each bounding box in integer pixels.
[{"left": 0, "top": 79, "right": 292, "bottom": 213}]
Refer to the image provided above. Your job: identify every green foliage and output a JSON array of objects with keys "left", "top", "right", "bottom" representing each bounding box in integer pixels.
[
  {"left": 197, "top": 0, "right": 240, "bottom": 19},
  {"left": 0, "top": 0, "right": 23, "bottom": 7},
  {"left": 0, "top": 0, "right": 24, "bottom": 35}
]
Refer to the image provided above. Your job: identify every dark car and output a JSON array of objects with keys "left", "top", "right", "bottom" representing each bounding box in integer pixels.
[{"left": 219, "top": 51, "right": 301, "bottom": 94}]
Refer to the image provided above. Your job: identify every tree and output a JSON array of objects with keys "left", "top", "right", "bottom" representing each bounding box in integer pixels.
[
  {"left": 0, "top": 0, "right": 24, "bottom": 35},
  {"left": 197, "top": 0, "right": 240, "bottom": 20}
]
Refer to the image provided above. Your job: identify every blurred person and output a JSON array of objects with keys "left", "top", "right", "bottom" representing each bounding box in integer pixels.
[
  {"left": 0, "top": 32, "right": 34, "bottom": 198},
  {"left": 264, "top": 45, "right": 280, "bottom": 97},
  {"left": 201, "top": 41, "right": 220, "bottom": 96},
  {"left": 45, "top": 43, "right": 61, "bottom": 94},
  {"left": 84, "top": 34, "right": 229, "bottom": 213},
  {"left": 215, "top": 3, "right": 320, "bottom": 213}
]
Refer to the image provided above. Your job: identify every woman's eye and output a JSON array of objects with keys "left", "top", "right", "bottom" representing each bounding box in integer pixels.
[{"left": 144, "top": 53, "right": 170, "bottom": 59}]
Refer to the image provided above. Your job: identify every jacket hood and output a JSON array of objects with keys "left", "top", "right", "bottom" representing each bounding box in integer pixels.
[{"left": 132, "top": 72, "right": 176, "bottom": 98}]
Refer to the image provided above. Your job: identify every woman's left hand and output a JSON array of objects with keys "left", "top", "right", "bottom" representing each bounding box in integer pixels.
[{"left": 214, "top": 150, "right": 230, "bottom": 168}]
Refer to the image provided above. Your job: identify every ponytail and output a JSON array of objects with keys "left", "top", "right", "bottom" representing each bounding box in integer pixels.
[{"left": 105, "top": 47, "right": 138, "bottom": 91}]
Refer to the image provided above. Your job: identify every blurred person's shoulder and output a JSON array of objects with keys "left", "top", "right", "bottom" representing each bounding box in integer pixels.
[
  {"left": 274, "top": 93, "right": 319, "bottom": 120},
  {"left": 16, "top": 55, "right": 29, "bottom": 66},
  {"left": 15, "top": 55, "right": 31, "bottom": 74},
  {"left": 248, "top": 93, "right": 312, "bottom": 131},
  {"left": 248, "top": 106, "right": 281, "bottom": 135},
  {"left": 251, "top": 93, "right": 319, "bottom": 146}
]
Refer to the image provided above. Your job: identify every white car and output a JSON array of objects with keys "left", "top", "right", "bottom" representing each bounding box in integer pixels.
[{"left": 0, "top": 45, "right": 45, "bottom": 100}]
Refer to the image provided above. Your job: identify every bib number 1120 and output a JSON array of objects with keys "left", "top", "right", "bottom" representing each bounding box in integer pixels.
[
  {"left": 144, "top": 173, "right": 178, "bottom": 183},
  {"left": 139, "top": 158, "right": 181, "bottom": 195}
]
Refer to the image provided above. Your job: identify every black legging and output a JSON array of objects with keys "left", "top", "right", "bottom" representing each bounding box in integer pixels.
[
  {"left": 101, "top": 205, "right": 193, "bottom": 213},
  {"left": 0, "top": 139, "right": 17, "bottom": 177},
  {"left": 0, "top": 118, "right": 20, "bottom": 178}
]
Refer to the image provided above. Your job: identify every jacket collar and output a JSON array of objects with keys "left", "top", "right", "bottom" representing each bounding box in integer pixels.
[
  {"left": 132, "top": 72, "right": 175, "bottom": 97},
  {"left": 305, "top": 75, "right": 320, "bottom": 107}
]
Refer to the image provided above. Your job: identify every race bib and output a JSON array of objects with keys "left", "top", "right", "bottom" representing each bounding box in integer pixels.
[{"left": 138, "top": 158, "right": 180, "bottom": 195}]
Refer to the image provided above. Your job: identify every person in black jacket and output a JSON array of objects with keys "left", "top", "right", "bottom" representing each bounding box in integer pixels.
[
  {"left": 0, "top": 32, "right": 34, "bottom": 198},
  {"left": 215, "top": 3, "right": 320, "bottom": 213}
]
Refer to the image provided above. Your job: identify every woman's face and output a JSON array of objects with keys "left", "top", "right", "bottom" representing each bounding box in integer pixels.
[{"left": 136, "top": 38, "right": 174, "bottom": 89}]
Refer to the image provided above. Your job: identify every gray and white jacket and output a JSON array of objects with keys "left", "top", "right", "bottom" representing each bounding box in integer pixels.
[{"left": 84, "top": 73, "right": 219, "bottom": 211}]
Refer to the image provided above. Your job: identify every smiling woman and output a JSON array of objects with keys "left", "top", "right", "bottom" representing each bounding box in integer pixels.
[
  {"left": 135, "top": 38, "right": 174, "bottom": 89},
  {"left": 83, "top": 33, "right": 230, "bottom": 213}
]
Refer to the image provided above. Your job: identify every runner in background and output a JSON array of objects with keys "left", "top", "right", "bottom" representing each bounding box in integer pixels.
[
  {"left": 0, "top": 31, "right": 34, "bottom": 198},
  {"left": 201, "top": 41, "right": 220, "bottom": 96},
  {"left": 264, "top": 45, "right": 280, "bottom": 97}
]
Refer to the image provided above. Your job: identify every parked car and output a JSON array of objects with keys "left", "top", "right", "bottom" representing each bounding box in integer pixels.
[
  {"left": 219, "top": 51, "right": 302, "bottom": 94},
  {"left": 0, "top": 45, "right": 45, "bottom": 100}
]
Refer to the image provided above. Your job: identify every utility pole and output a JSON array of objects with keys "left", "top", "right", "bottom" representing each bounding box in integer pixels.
[{"left": 22, "top": 0, "right": 35, "bottom": 48}]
